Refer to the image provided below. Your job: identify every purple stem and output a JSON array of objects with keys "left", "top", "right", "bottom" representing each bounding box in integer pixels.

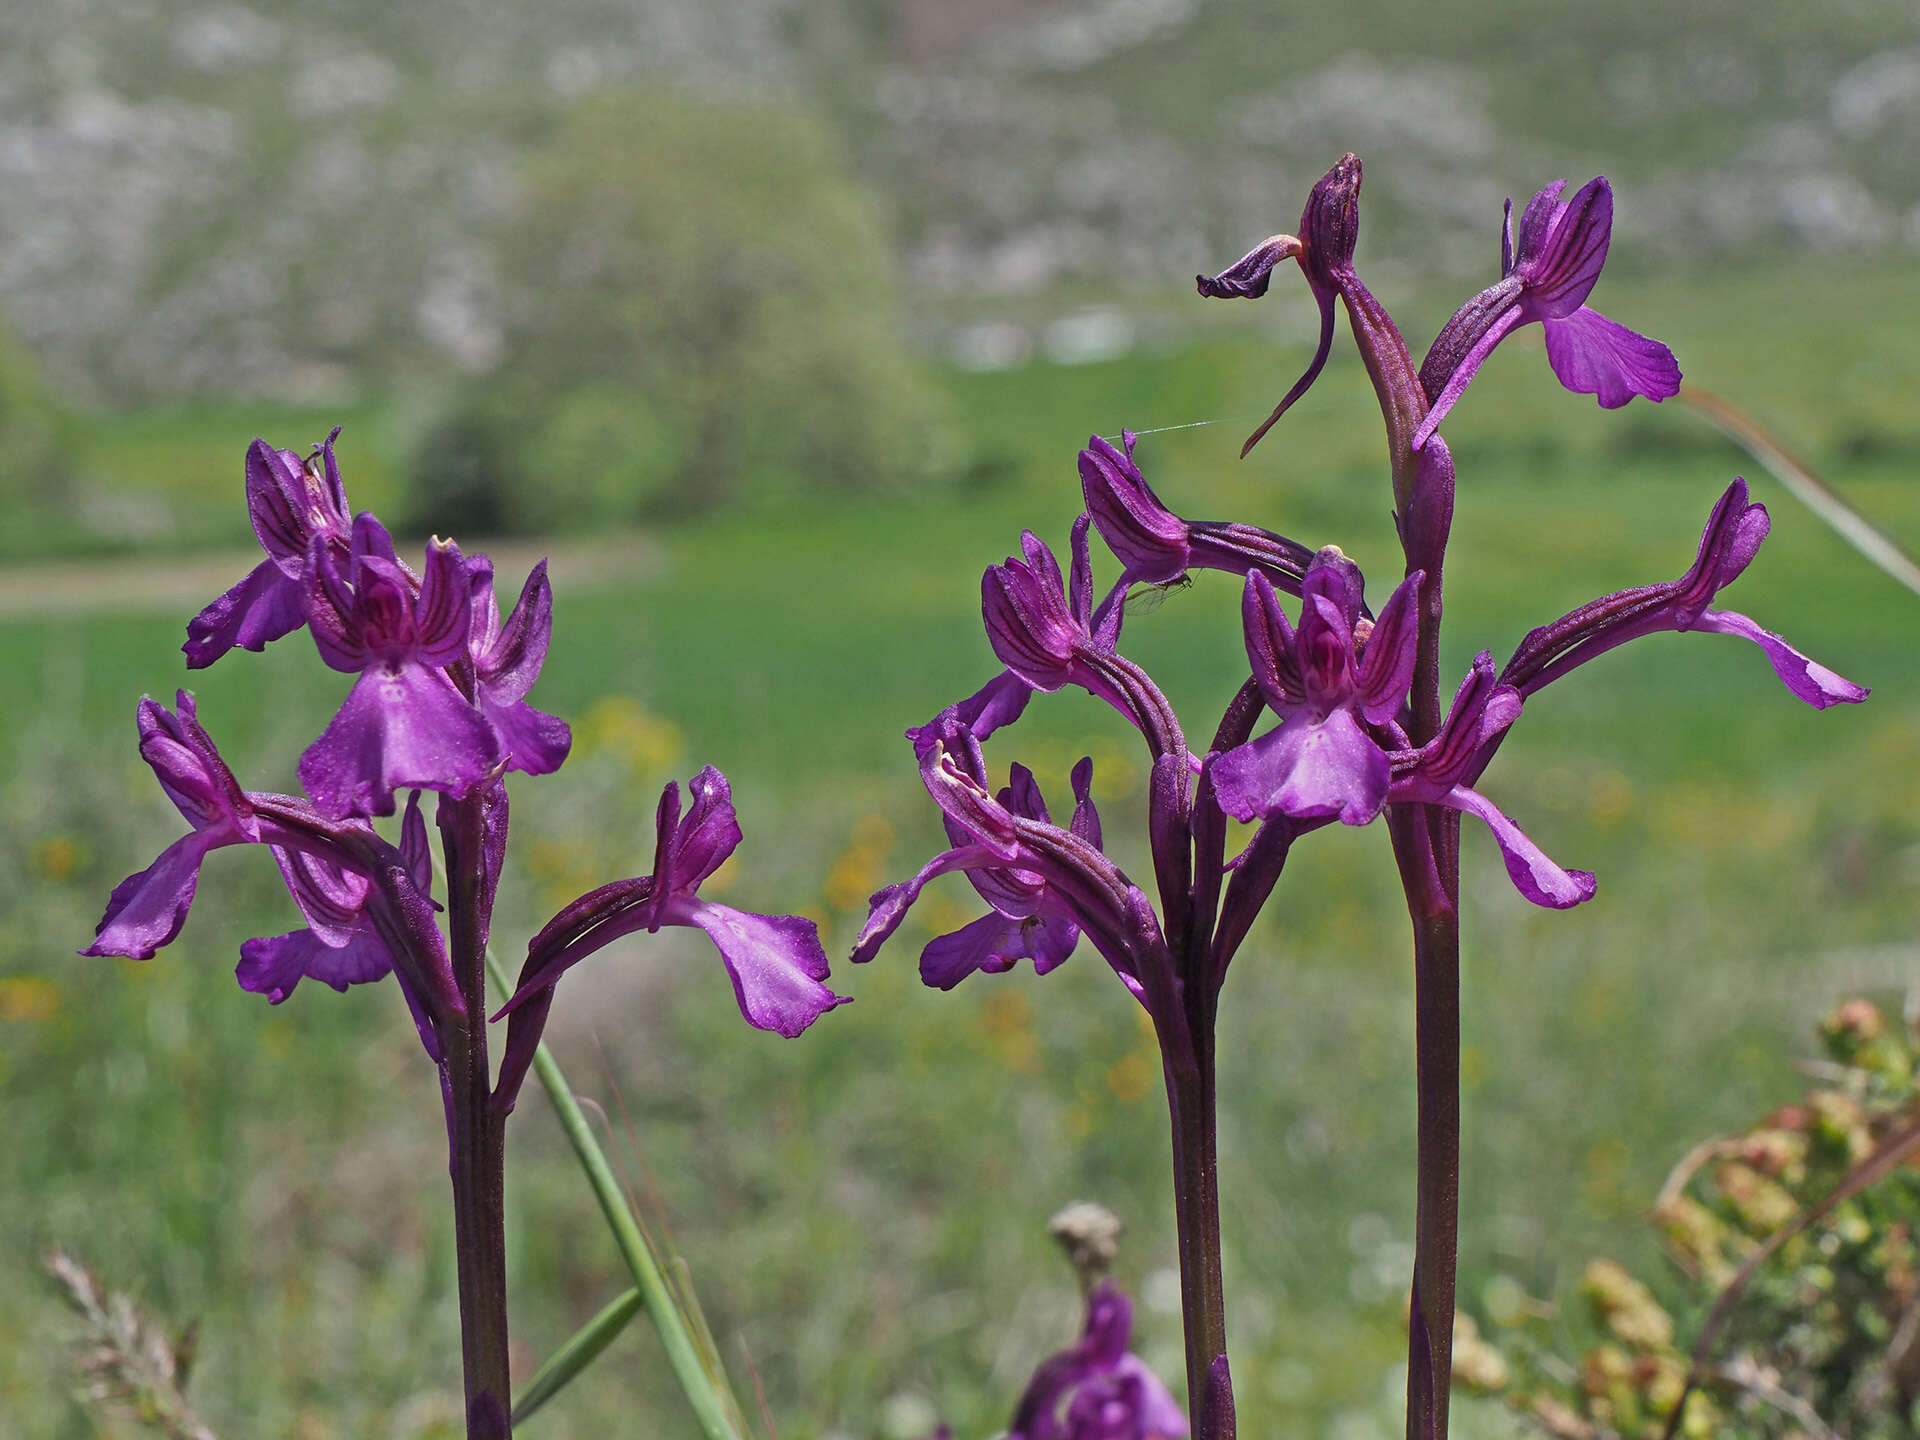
[
  {"left": 442, "top": 788, "right": 513, "bottom": 1433},
  {"left": 1165, "top": 1030, "right": 1234, "bottom": 1440},
  {"left": 1387, "top": 794, "right": 1462, "bottom": 1440}
]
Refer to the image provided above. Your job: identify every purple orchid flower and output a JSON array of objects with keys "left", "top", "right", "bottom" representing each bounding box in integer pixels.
[
  {"left": 299, "top": 514, "right": 501, "bottom": 819},
  {"left": 853, "top": 727, "right": 1183, "bottom": 1042},
  {"left": 493, "top": 766, "right": 844, "bottom": 1105},
  {"left": 1209, "top": 553, "right": 1421, "bottom": 827},
  {"left": 84, "top": 692, "right": 460, "bottom": 1032},
  {"left": 1211, "top": 558, "right": 1595, "bottom": 909},
  {"left": 465, "top": 555, "right": 572, "bottom": 776},
  {"left": 902, "top": 720, "right": 1100, "bottom": 990},
  {"left": 84, "top": 691, "right": 265, "bottom": 960},
  {"left": 1413, "top": 177, "right": 1681, "bottom": 449},
  {"left": 1080, "top": 433, "right": 1314, "bottom": 593},
  {"left": 1500, "top": 477, "right": 1870, "bottom": 710},
  {"left": 237, "top": 790, "right": 435, "bottom": 1003},
  {"left": 1009, "top": 1281, "right": 1187, "bottom": 1440},
  {"left": 184, "top": 429, "right": 354, "bottom": 668},
  {"left": 983, "top": 519, "right": 1189, "bottom": 777}
]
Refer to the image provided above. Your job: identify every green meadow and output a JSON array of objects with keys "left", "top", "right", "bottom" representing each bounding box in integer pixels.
[{"left": 2, "top": 260, "right": 1917, "bottom": 1437}]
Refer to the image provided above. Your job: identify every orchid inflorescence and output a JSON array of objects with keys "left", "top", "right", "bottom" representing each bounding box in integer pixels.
[
  {"left": 85, "top": 428, "right": 846, "bottom": 1429},
  {"left": 854, "top": 155, "right": 1864, "bottom": 1440},
  {"left": 80, "top": 151, "right": 1869, "bottom": 1440}
]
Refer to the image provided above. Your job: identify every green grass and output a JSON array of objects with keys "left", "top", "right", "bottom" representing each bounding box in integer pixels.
[{"left": 2, "top": 261, "right": 1917, "bottom": 1437}]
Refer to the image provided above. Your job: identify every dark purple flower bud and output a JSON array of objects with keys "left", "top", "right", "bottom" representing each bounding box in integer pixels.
[
  {"left": 1502, "top": 479, "right": 1869, "bottom": 709},
  {"left": 495, "top": 766, "right": 844, "bottom": 1052},
  {"left": 184, "top": 429, "right": 354, "bottom": 668},
  {"left": 299, "top": 516, "right": 502, "bottom": 819},
  {"left": 1200, "top": 154, "right": 1430, "bottom": 474},
  {"left": 1080, "top": 433, "right": 1312, "bottom": 593},
  {"left": 1414, "top": 177, "right": 1680, "bottom": 449},
  {"left": 1212, "top": 558, "right": 1422, "bottom": 828},
  {"left": 466, "top": 556, "right": 572, "bottom": 776},
  {"left": 1008, "top": 1281, "right": 1187, "bottom": 1440}
]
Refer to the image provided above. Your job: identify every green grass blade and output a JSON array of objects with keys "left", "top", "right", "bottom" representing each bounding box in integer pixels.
[
  {"left": 485, "top": 950, "right": 750, "bottom": 1440},
  {"left": 511, "top": 1287, "right": 643, "bottom": 1426}
]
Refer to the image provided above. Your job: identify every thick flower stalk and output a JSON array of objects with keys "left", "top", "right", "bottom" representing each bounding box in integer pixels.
[{"left": 87, "top": 432, "right": 840, "bottom": 1437}]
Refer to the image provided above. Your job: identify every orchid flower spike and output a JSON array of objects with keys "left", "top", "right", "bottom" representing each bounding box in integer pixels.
[{"left": 1414, "top": 177, "right": 1681, "bottom": 449}]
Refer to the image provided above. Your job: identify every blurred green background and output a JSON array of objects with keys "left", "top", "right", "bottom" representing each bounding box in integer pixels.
[{"left": 0, "top": 1, "right": 1917, "bottom": 1436}]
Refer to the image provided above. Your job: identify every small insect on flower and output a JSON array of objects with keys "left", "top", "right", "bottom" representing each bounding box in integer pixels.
[{"left": 1123, "top": 575, "right": 1193, "bottom": 617}]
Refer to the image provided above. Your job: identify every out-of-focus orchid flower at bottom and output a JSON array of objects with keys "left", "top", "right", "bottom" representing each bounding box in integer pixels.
[
  {"left": 492, "top": 766, "right": 844, "bottom": 1109},
  {"left": 1009, "top": 1280, "right": 1187, "bottom": 1440}
]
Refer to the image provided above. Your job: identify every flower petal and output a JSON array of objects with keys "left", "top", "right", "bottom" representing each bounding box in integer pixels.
[
  {"left": 1354, "top": 571, "right": 1423, "bottom": 723},
  {"left": 183, "top": 558, "right": 309, "bottom": 669},
  {"left": 1688, "top": 609, "right": 1870, "bottom": 709},
  {"left": 919, "top": 910, "right": 1071, "bottom": 990},
  {"left": 850, "top": 844, "right": 1011, "bottom": 965},
  {"left": 1442, "top": 784, "right": 1595, "bottom": 909},
  {"left": 671, "top": 765, "right": 744, "bottom": 888},
  {"left": 237, "top": 925, "right": 392, "bottom": 1003},
  {"left": 677, "top": 899, "right": 846, "bottom": 1037},
  {"left": 476, "top": 560, "right": 554, "bottom": 702},
  {"left": 483, "top": 697, "right": 573, "bottom": 776},
  {"left": 1211, "top": 709, "right": 1389, "bottom": 827},
  {"left": 1517, "top": 175, "right": 1612, "bottom": 316},
  {"left": 83, "top": 831, "right": 219, "bottom": 959},
  {"left": 1541, "top": 306, "right": 1681, "bottom": 410},
  {"left": 415, "top": 538, "right": 472, "bottom": 666},
  {"left": 299, "top": 660, "right": 502, "bottom": 818},
  {"left": 1080, "top": 435, "right": 1189, "bottom": 584}
]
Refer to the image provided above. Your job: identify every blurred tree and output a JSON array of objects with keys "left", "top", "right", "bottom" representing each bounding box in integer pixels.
[
  {"left": 417, "top": 90, "right": 946, "bottom": 533},
  {"left": 0, "top": 323, "right": 77, "bottom": 555}
]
